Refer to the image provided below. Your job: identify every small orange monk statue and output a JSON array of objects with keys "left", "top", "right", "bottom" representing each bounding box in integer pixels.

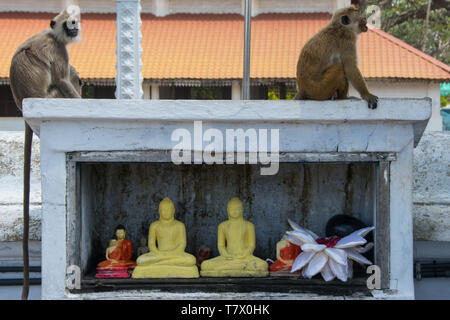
[
  {"left": 269, "top": 237, "right": 302, "bottom": 275},
  {"left": 95, "top": 225, "right": 136, "bottom": 278}
]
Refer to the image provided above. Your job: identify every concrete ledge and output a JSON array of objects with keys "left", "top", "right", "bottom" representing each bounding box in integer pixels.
[
  {"left": 23, "top": 98, "right": 431, "bottom": 123},
  {"left": 65, "top": 290, "right": 374, "bottom": 300},
  {"left": 0, "top": 241, "right": 41, "bottom": 267},
  {"left": 414, "top": 241, "right": 450, "bottom": 260},
  {"left": 23, "top": 98, "right": 431, "bottom": 147}
]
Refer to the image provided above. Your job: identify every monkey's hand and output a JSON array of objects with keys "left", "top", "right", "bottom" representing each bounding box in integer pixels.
[{"left": 363, "top": 93, "right": 378, "bottom": 110}]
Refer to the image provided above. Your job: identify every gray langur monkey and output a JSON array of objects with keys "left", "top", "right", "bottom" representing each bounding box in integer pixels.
[
  {"left": 9, "top": 5, "right": 82, "bottom": 300},
  {"left": 49, "top": 64, "right": 83, "bottom": 98}
]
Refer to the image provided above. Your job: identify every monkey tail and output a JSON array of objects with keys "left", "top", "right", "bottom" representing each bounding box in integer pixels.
[{"left": 21, "top": 123, "right": 32, "bottom": 300}]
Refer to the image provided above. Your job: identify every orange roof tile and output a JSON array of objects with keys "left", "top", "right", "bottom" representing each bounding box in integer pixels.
[{"left": 0, "top": 12, "right": 449, "bottom": 83}]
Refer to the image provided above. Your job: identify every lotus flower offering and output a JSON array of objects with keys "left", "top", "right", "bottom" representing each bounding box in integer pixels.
[{"left": 285, "top": 219, "right": 374, "bottom": 282}]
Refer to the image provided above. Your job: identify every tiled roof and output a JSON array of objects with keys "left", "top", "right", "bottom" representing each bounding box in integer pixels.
[{"left": 0, "top": 12, "right": 449, "bottom": 83}]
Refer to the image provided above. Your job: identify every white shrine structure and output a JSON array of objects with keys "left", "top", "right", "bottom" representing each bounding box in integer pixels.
[{"left": 12, "top": 0, "right": 446, "bottom": 299}]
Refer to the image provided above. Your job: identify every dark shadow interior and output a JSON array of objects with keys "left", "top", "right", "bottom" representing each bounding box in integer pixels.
[{"left": 78, "top": 162, "right": 376, "bottom": 281}]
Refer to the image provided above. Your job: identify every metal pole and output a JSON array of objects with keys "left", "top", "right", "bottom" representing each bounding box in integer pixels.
[{"left": 243, "top": 0, "right": 252, "bottom": 100}]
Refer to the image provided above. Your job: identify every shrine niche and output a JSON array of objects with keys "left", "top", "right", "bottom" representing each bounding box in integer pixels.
[{"left": 77, "top": 161, "right": 375, "bottom": 278}]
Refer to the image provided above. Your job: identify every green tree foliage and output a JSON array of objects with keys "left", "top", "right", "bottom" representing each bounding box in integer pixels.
[
  {"left": 268, "top": 86, "right": 296, "bottom": 100},
  {"left": 361, "top": 0, "right": 449, "bottom": 65},
  {"left": 442, "top": 95, "right": 449, "bottom": 107},
  {"left": 268, "top": 90, "right": 280, "bottom": 100}
]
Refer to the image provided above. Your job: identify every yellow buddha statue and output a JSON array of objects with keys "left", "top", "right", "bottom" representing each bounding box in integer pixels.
[
  {"left": 132, "top": 197, "right": 199, "bottom": 278},
  {"left": 200, "top": 197, "right": 269, "bottom": 277}
]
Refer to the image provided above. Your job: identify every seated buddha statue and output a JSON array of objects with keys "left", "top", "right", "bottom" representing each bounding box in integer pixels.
[
  {"left": 200, "top": 198, "right": 268, "bottom": 277},
  {"left": 132, "top": 197, "right": 199, "bottom": 278},
  {"left": 96, "top": 225, "right": 136, "bottom": 278}
]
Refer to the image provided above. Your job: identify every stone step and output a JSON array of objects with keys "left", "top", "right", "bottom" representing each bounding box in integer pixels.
[
  {"left": 0, "top": 241, "right": 41, "bottom": 268},
  {"left": 0, "top": 272, "right": 41, "bottom": 280}
]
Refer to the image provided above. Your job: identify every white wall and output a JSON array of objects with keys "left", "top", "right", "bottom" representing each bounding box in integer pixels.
[
  {"left": 0, "top": 0, "right": 348, "bottom": 14},
  {"left": 167, "top": 0, "right": 241, "bottom": 15},
  {"left": 0, "top": 131, "right": 41, "bottom": 242},
  {"left": 413, "top": 132, "right": 450, "bottom": 241},
  {"left": 0, "top": 0, "right": 115, "bottom": 13},
  {"left": 350, "top": 81, "right": 442, "bottom": 131},
  {"left": 0, "top": 0, "right": 64, "bottom": 12},
  {"left": 256, "top": 0, "right": 349, "bottom": 15}
]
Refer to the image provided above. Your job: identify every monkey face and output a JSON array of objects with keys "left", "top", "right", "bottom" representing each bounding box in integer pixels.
[
  {"left": 63, "top": 17, "right": 80, "bottom": 38},
  {"left": 335, "top": 6, "right": 368, "bottom": 34},
  {"left": 50, "top": 5, "right": 81, "bottom": 44}
]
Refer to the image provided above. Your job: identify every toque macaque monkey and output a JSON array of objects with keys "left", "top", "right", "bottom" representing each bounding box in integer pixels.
[
  {"left": 9, "top": 5, "right": 82, "bottom": 299},
  {"left": 294, "top": 5, "right": 378, "bottom": 109}
]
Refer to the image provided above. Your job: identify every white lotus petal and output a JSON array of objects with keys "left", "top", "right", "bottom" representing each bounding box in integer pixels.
[
  {"left": 329, "top": 258, "right": 348, "bottom": 282},
  {"left": 303, "top": 252, "right": 328, "bottom": 278},
  {"left": 291, "top": 251, "right": 315, "bottom": 272},
  {"left": 335, "top": 233, "right": 367, "bottom": 249},
  {"left": 288, "top": 219, "right": 306, "bottom": 232},
  {"left": 320, "top": 263, "right": 335, "bottom": 282},
  {"left": 354, "top": 242, "right": 374, "bottom": 253},
  {"left": 287, "top": 219, "right": 318, "bottom": 238},
  {"left": 302, "top": 267, "right": 308, "bottom": 279},
  {"left": 287, "top": 229, "right": 316, "bottom": 244},
  {"left": 305, "top": 229, "right": 320, "bottom": 240},
  {"left": 325, "top": 248, "right": 347, "bottom": 265},
  {"left": 286, "top": 230, "right": 316, "bottom": 244},
  {"left": 346, "top": 249, "right": 373, "bottom": 265},
  {"left": 301, "top": 243, "right": 327, "bottom": 252},
  {"left": 348, "top": 260, "right": 353, "bottom": 279},
  {"left": 349, "top": 226, "right": 375, "bottom": 238},
  {"left": 284, "top": 234, "right": 304, "bottom": 247}
]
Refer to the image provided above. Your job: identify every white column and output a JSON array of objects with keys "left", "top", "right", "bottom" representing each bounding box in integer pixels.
[
  {"left": 115, "top": 0, "right": 143, "bottom": 99},
  {"left": 232, "top": 81, "right": 241, "bottom": 100},
  {"left": 142, "top": 83, "right": 151, "bottom": 99},
  {"left": 389, "top": 135, "right": 415, "bottom": 299},
  {"left": 151, "top": 85, "right": 160, "bottom": 100},
  {"left": 40, "top": 146, "right": 67, "bottom": 299}
]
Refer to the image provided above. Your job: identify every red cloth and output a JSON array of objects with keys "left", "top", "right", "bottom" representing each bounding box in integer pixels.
[
  {"left": 280, "top": 242, "right": 301, "bottom": 260},
  {"left": 95, "top": 271, "right": 130, "bottom": 278},
  {"left": 97, "top": 240, "right": 136, "bottom": 269},
  {"left": 315, "top": 237, "right": 341, "bottom": 248},
  {"left": 269, "top": 242, "right": 302, "bottom": 272}
]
